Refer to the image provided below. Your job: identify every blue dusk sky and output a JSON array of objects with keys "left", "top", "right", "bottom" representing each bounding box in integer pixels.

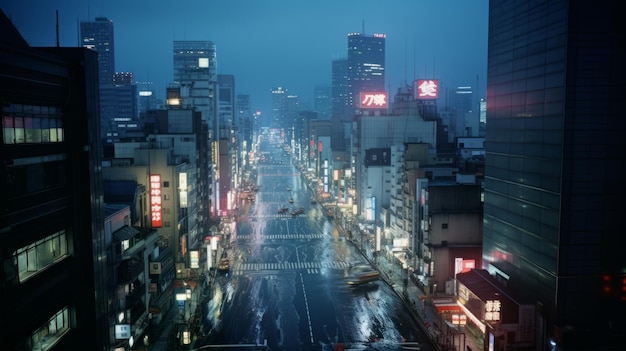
[{"left": 1, "top": 0, "right": 488, "bottom": 116}]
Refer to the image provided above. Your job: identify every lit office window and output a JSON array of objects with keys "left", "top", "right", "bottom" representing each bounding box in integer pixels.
[
  {"left": 26, "top": 307, "right": 71, "bottom": 351},
  {"left": 12, "top": 230, "right": 68, "bottom": 283},
  {"left": 1, "top": 104, "right": 63, "bottom": 144}
]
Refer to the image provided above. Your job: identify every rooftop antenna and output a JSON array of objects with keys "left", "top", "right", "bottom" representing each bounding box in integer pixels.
[
  {"left": 403, "top": 38, "right": 407, "bottom": 85},
  {"left": 413, "top": 39, "right": 416, "bottom": 81},
  {"left": 56, "top": 10, "right": 60, "bottom": 47}
]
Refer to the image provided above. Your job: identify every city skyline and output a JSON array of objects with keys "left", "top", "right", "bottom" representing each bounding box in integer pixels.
[{"left": 1, "top": 0, "right": 488, "bottom": 116}]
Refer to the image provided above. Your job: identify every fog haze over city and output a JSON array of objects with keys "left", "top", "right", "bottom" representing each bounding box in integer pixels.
[{"left": 2, "top": 0, "right": 488, "bottom": 116}]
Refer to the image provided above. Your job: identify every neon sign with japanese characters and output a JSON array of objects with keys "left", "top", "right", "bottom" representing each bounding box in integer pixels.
[
  {"left": 359, "top": 92, "right": 388, "bottom": 108},
  {"left": 484, "top": 299, "right": 501, "bottom": 322},
  {"left": 415, "top": 79, "right": 439, "bottom": 100},
  {"left": 150, "top": 174, "right": 163, "bottom": 228}
]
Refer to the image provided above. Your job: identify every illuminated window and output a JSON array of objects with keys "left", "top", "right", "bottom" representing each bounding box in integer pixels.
[
  {"left": 7, "top": 230, "right": 68, "bottom": 283},
  {"left": 26, "top": 307, "right": 70, "bottom": 351},
  {"left": 2, "top": 104, "right": 63, "bottom": 144},
  {"left": 121, "top": 239, "right": 130, "bottom": 252}
]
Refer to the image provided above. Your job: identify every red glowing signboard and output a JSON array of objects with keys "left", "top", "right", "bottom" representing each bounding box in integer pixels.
[
  {"left": 359, "top": 92, "right": 388, "bottom": 108},
  {"left": 415, "top": 79, "right": 439, "bottom": 100},
  {"left": 150, "top": 174, "right": 163, "bottom": 228}
]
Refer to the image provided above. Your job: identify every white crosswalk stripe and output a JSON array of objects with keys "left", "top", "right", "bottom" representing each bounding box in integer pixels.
[{"left": 228, "top": 261, "right": 349, "bottom": 275}]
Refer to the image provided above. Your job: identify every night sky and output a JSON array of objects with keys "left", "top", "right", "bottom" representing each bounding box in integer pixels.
[{"left": 1, "top": 0, "right": 488, "bottom": 116}]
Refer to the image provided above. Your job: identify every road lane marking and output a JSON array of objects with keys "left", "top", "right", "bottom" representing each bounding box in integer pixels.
[{"left": 299, "top": 272, "right": 314, "bottom": 343}]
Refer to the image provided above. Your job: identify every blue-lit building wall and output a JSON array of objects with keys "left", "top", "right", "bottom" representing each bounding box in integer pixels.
[{"left": 483, "top": 1, "right": 626, "bottom": 349}]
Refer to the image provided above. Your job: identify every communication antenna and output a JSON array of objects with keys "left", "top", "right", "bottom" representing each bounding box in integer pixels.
[
  {"left": 413, "top": 39, "right": 416, "bottom": 81},
  {"left": 56, "top": 10, "right": 59, "bottom": 47}
]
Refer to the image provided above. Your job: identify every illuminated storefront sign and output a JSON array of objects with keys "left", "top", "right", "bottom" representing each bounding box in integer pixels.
[
  {"left": 115, "top": 324, "right": 131, "bottom": 339},
  {"left": 150, "top": 174, "right": 163, "bottom": 228},
  {"left": 455, "top": 258, "right": 476, "bottom": 274},
  {"left": 359, "top": 92, "right": 388, "bottom": 108},
  {"left": 485, "top": 299, "right": 501, "bottom": 322},
  {"left": 190, "top": 250, "right": 199, "bottom": 269},
  {"left": 415, "top": 79, "right": 439, "bottom": 100},
  {"left": 179, "top": 172, "right": 188, "bottom": 208}
]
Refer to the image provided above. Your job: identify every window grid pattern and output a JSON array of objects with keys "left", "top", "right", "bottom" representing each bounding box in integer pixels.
[
  {"left": 26, "top": 307, "right": 70, "bottom": 351},
  {"left": 2, "top": 104, "right": 64, "bottom": 144},
  {"left": 13, "top": 230, "right": 68, "bottom": 283}
]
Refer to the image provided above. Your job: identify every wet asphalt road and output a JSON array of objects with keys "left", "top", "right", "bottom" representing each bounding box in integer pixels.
[{"left": 197, "top": 138, "right": 435, "bottom": 351}]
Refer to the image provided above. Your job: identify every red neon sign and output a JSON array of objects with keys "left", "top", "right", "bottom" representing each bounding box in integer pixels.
[
  {"left": 359, "top": 92, "right": 388, "bottom": 108},
  {"left": 150, "top": 174, "right": 163, "bottom": 228},
  {"left": 415, "top": 79, "right": 439, "bottom": 100}
]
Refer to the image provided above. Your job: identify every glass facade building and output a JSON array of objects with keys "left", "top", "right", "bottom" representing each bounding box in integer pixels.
[
  {"left": 347, "top": 32, "right": 386, "bottom": 116},
  {"left": 483, "top": 1, "right": 625, "bottom": 349},
  {"left": 173, "top": 40, "right": 217, "bottom": 137},
  {"left": 80, "top": 17, "right": 115, "bottom": 86}
]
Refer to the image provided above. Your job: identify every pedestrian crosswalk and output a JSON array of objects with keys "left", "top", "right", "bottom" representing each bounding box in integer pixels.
[
  {"left": 247, "top": 213, "right": 309, "bottom": 219},
  {"left": 228, "top": 260, "right": 350, "bottom": 276},
  {"left": 235, "top": 234, "right": 345, "bottom": 241}
]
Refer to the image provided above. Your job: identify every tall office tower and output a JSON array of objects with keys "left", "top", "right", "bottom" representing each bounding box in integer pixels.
[
  {"left": 313, "top": 85, "right": 331, "bottom": 120},
  {"left": 284, "top": 93, "right": 300, "bottom": 141},
  {"left": 446, "top": 86, "right": 479, "bottom": 139},
  {"left": 330, "top": 59, "right": 350, "bottom": 151},
  {"left": 331, "top": 58, "right": 350, "bottom": 121},
  {"left": 483, "top": 1, "right": 625, "bottom": 350},
  {"left": 218, "top": 74, "right": 236, "bottom": 138},
  {"left": 1, "top": 11, "right": 108, "bottom": 350},
  {"left": 173, "top": 40, "right": 217, "bottom": 219},
  {"left": 217, "top": 74, "right": 235, "bottom": 213},
  {"left": 236, "top": 93, "right": 254, "bottom": 152},
  {"left": 173, "top": 40, "right": 217, "bottom": 137},
  {"left": 271, "top": 86, "right": 288, "bottom": 129},
  {"left": 80, "top": 17, "right": 115, "bottom": 86},
  {"left": 347, "top": 32, "right": 386, "bottom": 117},
  {"left": 137, "top": 81, "right": 159, "bottom": 115},
  {"left": 107, "top": 72, "right": 138, "bottom": 137}
]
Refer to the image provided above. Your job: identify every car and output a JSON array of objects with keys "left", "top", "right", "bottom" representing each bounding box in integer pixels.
[
  {"left": 347, "top": 264, "right": 380, "bottom": 285},
  {"left": 347, "top": 271, "right": 380, "bottom": 285},
  {"left": 278, "top": 207, "right": 289, "bottom": 213},
  {"left": 288, "top": 198, "right": 294, "bottom": 203}
]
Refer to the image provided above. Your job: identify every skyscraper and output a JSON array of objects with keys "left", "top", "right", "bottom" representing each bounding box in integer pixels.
[
  {"left": 172, "top": 40, "right": 217, "bottom": 220},
  {"left": 1, "top": 10, "right": 108, "bottom": 350},
  {"left": 313, "top": 85, "right": 331, "bottom": 120},
  {"left": 483, "top": 1, "right": 625, "bottom": 350},
  {"left": 173, "top": 40, "right": 217, "bottom": 137},
  {"left": 347, "top": 32, "right": 386, "bottom": 117},
  {"left": 80, "top": 17, "right": 115, "bottom": 86}
]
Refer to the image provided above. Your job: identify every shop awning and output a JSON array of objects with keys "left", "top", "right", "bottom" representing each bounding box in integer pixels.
[
  {"left": 113, "top": 225, "right": 139, "bottom": 241},
  {"left": 435, "top": 303, "right": 462, "bottom": 313}
]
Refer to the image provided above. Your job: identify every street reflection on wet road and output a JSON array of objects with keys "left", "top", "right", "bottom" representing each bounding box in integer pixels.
[{"left": 197, "top": 135, "right": 434, "bottom": 351}]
